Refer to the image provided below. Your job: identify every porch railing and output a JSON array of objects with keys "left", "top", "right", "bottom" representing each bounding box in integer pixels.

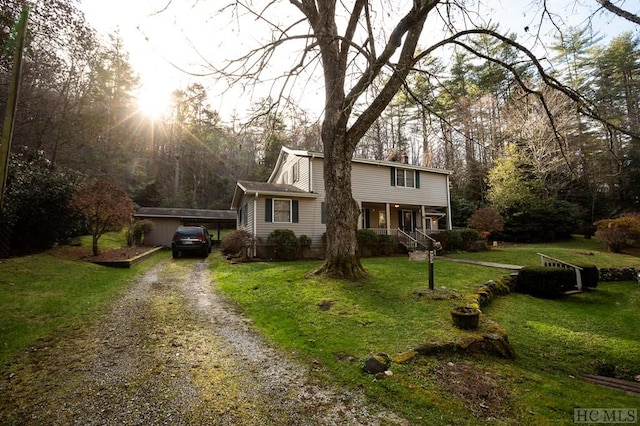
[
  {"left": 397, "top": 229, "right": 418, "bottom": 251},
  {"left": 363, "top": 228, "right": 438, "bottom": 251},
  {"left": 412, "top": 229, "right": 437, "bottom": 250}
]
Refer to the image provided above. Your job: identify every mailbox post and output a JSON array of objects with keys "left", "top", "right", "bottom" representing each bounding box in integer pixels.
[{"left": 428, "top": 239, "right": 434, "bottom": 290}]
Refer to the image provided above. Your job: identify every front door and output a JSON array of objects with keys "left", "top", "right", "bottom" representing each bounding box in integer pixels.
[{"left": 401, "top": 210, "right": 414, "bottom": 232}]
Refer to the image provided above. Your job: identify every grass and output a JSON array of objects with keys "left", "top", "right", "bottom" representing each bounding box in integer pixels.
[
  {"left": 211, "top": 237, "right": 640, "bottom": 425},
  {"left": 1, "top": 234, "right": 637, "bottom": 424},
  {"left": 444, "top": 236, "right": 639, "bottom": 268},
  {"left": 78, "top": 229, "right": 129, "bottom": 250},
  {"left": 0, "top": 232, "right": 167, "bottom": 367}
]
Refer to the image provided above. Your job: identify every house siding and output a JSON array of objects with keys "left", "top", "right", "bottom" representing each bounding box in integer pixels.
[
  {"left": 254, "top": 196, "right": 326, "bottom": 244},
  {"left": 351, "top": 163, "right": 448, "bottom": 206},
  {"left": 233, "top": 147, "right": 452, "bottom": 257},
  {"left": 144, "top": 218, "right": 182, "bottom": 247}
]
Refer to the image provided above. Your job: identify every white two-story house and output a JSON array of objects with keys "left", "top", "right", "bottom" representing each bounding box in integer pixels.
[{"left": 231, "top": 147, "right": 452, "bottom": 257}]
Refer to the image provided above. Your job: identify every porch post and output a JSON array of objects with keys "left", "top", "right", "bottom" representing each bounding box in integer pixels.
[
  {"left": 446, "top": 175, "right": 453, "bottom": 230},
  {"left": 357, "top": 200, "right": 362, "bottom": 230},
  {"left": 421, "top": 205, "right": 426, "bottom": 231},
  {"left": 253, "top": 195, "right": 258, "bottom": 257},
  {"left": 386, "top": 203, "right": 391, "bottom": 234}
]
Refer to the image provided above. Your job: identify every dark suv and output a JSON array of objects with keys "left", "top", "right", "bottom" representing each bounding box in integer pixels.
[{"left": 171, "top": 226, "right": 212, "bottom": 258}]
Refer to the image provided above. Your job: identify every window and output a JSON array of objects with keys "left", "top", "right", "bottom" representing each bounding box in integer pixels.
[
  {"left": 242, "top": 203, "right": 248, "bottom": 226},
  {"left": 405, "top": 170, "right": 414, "bottom": 187},
  {"left": 273, "top": 199, "right": 291, "bottom": 222},
  {"left": 391, "top": 168, "right": 420, "bottom": 188},
  {"left": 378, "top": 211, "right": 386, "bottom": 228},
  {"left": 265, "top": 198, "right": 299, "bottom": 223},
  {"left": 293, "top": 161, "right": 300, "bottom": 183}
]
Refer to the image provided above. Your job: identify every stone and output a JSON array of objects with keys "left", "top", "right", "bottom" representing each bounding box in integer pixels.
[
  {"left": 363, "top": 353, "right": 391, "bottom": 374},
  {"left": 392, "top": 351, "right": 417, "bottom": 364},
  {"left": 409, "top": 251, "right": 428, "bottom": 262},
  {"left": 599, "top": 267, "right": 637, "bottom": 282},
  {"left": 455, "top": 336, "right": 478, "bottom": 350}
]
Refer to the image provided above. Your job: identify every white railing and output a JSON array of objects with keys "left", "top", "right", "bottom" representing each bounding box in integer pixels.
[
  {"left": 366, "top": 228, "right": 395, "bottom": 236},
  {"left": 413, "top": 229, "right": 437, "bottom": 249},
  {"left": 538, "top": 253, "right": 583, "bottom": 291},
  {"left": 397, "top": 229, "right": 418, "bottom": 251}
]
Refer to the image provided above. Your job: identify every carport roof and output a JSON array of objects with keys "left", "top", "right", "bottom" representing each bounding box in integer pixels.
[{"left": 135, "top": 207, "right": 236, "bottom": 221}]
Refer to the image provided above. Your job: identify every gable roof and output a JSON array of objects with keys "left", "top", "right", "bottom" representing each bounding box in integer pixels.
[
  {"left": 135, "top": 207, "right": 236, "bottom": 221},
  {"left": 268, "top": 146, "right": 451, "bottom": 183},
  {"left": 231, "top": 180, "right": 318, "bottom": 209}
]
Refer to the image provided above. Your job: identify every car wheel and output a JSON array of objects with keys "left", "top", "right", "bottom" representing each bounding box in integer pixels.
[{"left": 172, "top": 248, "right": 179, "bottom": 259}]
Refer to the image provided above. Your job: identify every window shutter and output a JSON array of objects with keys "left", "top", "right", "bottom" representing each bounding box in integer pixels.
[
  {"left": 390, "top": 168, "right": 396, "bottom": 186},
  {"left": 321, "top": 202, "right": 326, "bottom": 224},
  {"left": 265, "top": 198, "right": 272, "bottom": 222},
  {"left": 415, "top": 170, "right": 420, "bottom": 188},
  {"left": 292, "top": 200, "right": 299, "bottom": 223}
]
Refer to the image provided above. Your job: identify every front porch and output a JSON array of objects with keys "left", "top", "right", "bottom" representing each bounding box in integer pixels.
[{"left": 358, "top": 202, "right": 449, "bottom": 251}]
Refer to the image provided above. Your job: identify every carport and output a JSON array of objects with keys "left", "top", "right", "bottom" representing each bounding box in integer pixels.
[{"left": 134, "top": 207, "right": 236, "bottom": 247}]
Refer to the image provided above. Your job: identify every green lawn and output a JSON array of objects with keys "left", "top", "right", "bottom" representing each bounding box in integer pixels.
[
  {"left": 0, "top": 235, "right": 166, "bottom": 367},
  {"left": 444, "top": 236, "right": 639, "bottom": 268},
  {"left": 1, "top": 235, "right": 637, "bottom": 424},
  {"left": 212, "top": 237, "right": 640, "bottom": 425}
]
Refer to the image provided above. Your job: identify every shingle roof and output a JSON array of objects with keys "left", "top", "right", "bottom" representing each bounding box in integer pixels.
[
  {"left": 231, "top": 180, "right": 318, "bottom": 209},
  {"left": 135, "top": 207, "right": 236, "bottom": 220},
  {"left": 237, "top": 181, "right": 312, "bottom": 194}
]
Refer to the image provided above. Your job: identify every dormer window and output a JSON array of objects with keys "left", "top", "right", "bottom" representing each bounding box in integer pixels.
[{"left": 293, "top": 161, "right": 300, "bottom": 183}]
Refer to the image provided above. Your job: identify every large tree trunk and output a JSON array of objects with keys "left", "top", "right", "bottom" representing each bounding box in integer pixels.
[
  {"left": 299, "top": 0, "right": 432, "bottom": 280},
  {"left": 312, "top": 131, "right": 368, "bottom": 280}
]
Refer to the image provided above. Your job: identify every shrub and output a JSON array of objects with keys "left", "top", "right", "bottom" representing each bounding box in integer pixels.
[
  {"left": 357, "top": 229, "right": 378, "bottom": 246},
  {"left": 268, "top": 229, "right": 300, "bottom": 260},
  {"left": 127, "top": 219, "right": 154, "bottom": 246},
  {"left": 4, "top": 147, "right": 85, "bottom": 254},
  {"left": 594, "top": 213, "right": 640, "bottom": 253},
  {"left": 458, "top": 228, "right": 480, "bottom": 249},
  {"left": 356, "top": 230, "right": 397, "bottom": 257},
  {"left": 377, "top": 234, "right": 396, "bottom": 256},
  {"left": 431, "top": 230, "right": 463, "bottom": 253},
  {"left": 357, "top": 229, "right": 378, "bottom": 257},
  {"left": 516, "top": 267, "right": 577, "bottom": 298},
  {"left": 468, "top": 206, "right": 504, "bottom": 238},
  {"left": 222, "top": 230, "right": 253, "bottom": 257},
  {"left": 575, "top": 264, "right": 599, "bottom": 289},
  {"left": 497, "top": 199, "right": 581, "bottom": 242},
  {"left": 298, "top": 235, "right": 312, "bottom": 248}
]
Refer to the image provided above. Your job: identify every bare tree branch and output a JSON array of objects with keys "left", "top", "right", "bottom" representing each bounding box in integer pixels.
[{"left": 596, "top": 0, "right": 640, "bottom": 25}]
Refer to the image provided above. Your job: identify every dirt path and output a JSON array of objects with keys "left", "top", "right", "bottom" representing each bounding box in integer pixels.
[{"left": 0, "top": 258, "right": 407, "bottom": 425}]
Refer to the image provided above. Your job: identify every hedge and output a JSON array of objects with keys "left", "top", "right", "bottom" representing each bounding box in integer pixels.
[{"left": 516, "top": 267, "right": 577, "bottom": 298}]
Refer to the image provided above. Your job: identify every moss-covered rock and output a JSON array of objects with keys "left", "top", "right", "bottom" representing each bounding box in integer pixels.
[
  {"left": 363, "top": 353, "right": 391, "bottom": 374},
  {"left": 392, "top": 351, "right": 417, "bottom": 364}
]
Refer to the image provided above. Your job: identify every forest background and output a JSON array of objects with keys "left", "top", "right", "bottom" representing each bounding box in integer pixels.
[{"left": 1, "top": 0, "right": 640, "bottom": 255}]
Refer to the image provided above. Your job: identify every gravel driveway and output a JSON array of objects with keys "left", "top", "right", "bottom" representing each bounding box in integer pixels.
[{"left": 1, "top": 258, "right": 407, "bottom": 425}]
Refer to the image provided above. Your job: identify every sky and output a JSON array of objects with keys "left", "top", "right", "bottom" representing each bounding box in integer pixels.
[{"left": 78, "top": 0, "right": 640, "bottom": 122}]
